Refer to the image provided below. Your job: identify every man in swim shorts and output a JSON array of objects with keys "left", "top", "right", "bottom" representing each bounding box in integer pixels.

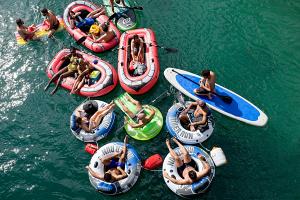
[
  {"left": 16, "top": 18, "right": 38, "bottom": 41},
  {"left": 117, "top": 95, "right": 155, "bottom": 128},
  {"left": 193, "top": 69, "right": 216, "bottom": 99},
  {"left": 86, "top": 135, "right": 128, "bottom": 182},
  {"left": 69, "top": 7, "right": 105, "bottom": 31},
  {"left": 179, "top": 100, "right": 211, "bottom": 132},
  {"left": 163, "top": 138, "right": 211, "bottom": 185},
  {"left": 41, "top": 8, "right": 59, "bottom": 38}
]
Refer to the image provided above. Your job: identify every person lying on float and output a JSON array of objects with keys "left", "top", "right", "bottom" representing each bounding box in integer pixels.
[
  {"left": 163, "top": 138, "right": 211, "bottom": 185},
  {"left": 70, "top": 60, "right": 95, "bottom": 94},
  {"left": 86, "top": 135, "right": 129, "bottom": 182},
  {"left": 117, "top": 95, "right": 155, "bottom": 128},
  {"left": 75, "top": 101, "right": 115, "bottom": 132},
  {"left": 69, "top": 7, "right": 105, "bottom": 31}
]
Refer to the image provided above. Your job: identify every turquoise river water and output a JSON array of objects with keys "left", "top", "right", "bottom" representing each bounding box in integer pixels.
[{"left": 0, "top": 0, "right": 299, "bottom": 199}]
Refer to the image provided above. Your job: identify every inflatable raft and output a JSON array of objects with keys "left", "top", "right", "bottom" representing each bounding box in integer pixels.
[
  {"left": 15, "top": 16, "right": 64, "bottom": 45},
  {"left": 46, "top": 49, "right": 118, "bottom": 97},
  {"left": 102, "top": 0, "right": 138, "bottom": 31},
  {"left": 164, "top": 68, "right": 268, "bottom": 126},
  {"left": 166, "top": 102, "right": 215, "bottom": 144},
  {"left": 118, "top": 28, "right": 160, "bottom": 94},
  {"left": 114, "top": 93, "right": 163, "bottom": 140},
  {"left": 70, "top": 100, "right": 115, "bottom": 142},
  {"left": 163, "top": 145, "right": 215, "bottom": 198},
  {"left": 88, "top": 142, "right": 141, "bottom": 195},
  {"left": 63, "top": 1, "right": 121, "bottom": 53}
]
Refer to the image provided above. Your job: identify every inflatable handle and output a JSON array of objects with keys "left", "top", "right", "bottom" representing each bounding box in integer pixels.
[
  {"left": 191, "top": 176, "right": 210, "bottom": 193},
  {"left": 96, "top": 182, "right": 117, "bottom": 194}
]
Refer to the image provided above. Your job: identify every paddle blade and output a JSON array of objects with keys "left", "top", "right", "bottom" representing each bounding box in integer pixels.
[
  {"left": 131, "top": 6, "right": 143, "bottom": 10},
  {"left": 76, "top": 36, "right": 87, "bottom": 45},
  {"left": 220, "top": 95, "right": 233, "bottom": 104},
  {"left": 176, "top": 92, "right": 186, "bottom": 106},
  {"left": 164, "top": 47, "right": 178, "bottom": 53},
  {"left": 142, "top": 154, "right": 163, "bottom": 170},
  {"left": 215, "top": 93, "right": 232, "bottom": 104}
]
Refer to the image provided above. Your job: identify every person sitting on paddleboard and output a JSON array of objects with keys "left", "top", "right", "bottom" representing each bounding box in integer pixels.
[
  {"left": 179, "top": 100, "right": 211, "bottom": 132},
  {"left": 86, "top": 135, "right": 128, "bottom": 182},
  {"left": 94, "top": 23, "right": 115, "bottom": 43},
  {"left": 194, "top": 69, "right": 216, "bottom": 99},
  {"left": 16, "top": 18, "right": 38, "bottom": 41},
  {"left": 117, "top": 95, "right": 155, "bottom": 128},
  {"left": 163, "top": 138, "right": 211, "bottom": 185},
  {"left": 41, "top": 8, "right": 59, "bottom": 38},
  {"left": 70, "top": 60, "right": 96, "bottom": 94},
  {"left": 75, "top": 101, "right": 115, "bottom": 132},
  {"left": 110, "top": 0, "right": 126, "bottom": 13},
  {"left": 69, "top": 7, "right": 105, "bottom": 31}
]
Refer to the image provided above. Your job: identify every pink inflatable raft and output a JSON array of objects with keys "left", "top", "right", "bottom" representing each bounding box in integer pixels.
[
  {"left": 118, "top": 28, "right": 160, "bottom": 95},
  {"left": 63, "top": 1, "right": 121, "bottom": 53},
  {"left": 46, "top": 49, "right": 118, "bottom": 97}
]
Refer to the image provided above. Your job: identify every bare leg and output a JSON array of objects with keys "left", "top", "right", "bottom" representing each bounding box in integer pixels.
[
  {"left": 44, "top": 67, "right": 67, "bottom": 91},
  {"left": 48, "top": 29, "right": 56, "bottom": 38},
  {"left": 89, "top": 103, "right": 115, "bottom": 130},
  {"left": 87, "top": 7, "right": 105, "bottom": 18},
  {"left": 118, "top": 135, "right": 128, "bottom": 163},
  {"left": 71, "top": 75, "right": 83, "bottom": 94},
  {"left": 124, "top": 95, "right": 142, "bottom": 110},
  {"left": 110, "top": 0, "right": 115, "bottom": 13},
  {"left": 166, "top": 139, "right": 183, "bottom": 168},
  {"left": 118, "top": 100, "right": 135, "bottom": 118},
  {"left": 172, "top": 138, "right": 191, "bottom": 164},
  {"left": 50, "top": 71, "right": 75, "bottom": 95}
]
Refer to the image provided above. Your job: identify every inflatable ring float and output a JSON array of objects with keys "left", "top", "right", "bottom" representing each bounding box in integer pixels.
[
  {"left": 166, "top": 102, "right": 214, "bottom": 144},
  {"left": 70, "top": 100, "right": 115, "bottom": 142},
  {"left": 162, "top": 145, "right": 215, "bottom": 198},
  {"left": 88, "top": 142, "right": 141, "bottom": 195}
]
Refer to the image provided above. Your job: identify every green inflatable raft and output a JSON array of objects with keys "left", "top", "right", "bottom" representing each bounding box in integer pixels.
[
  {"left": 114, "top": 93, "right": 163, "bottom": 140},
  {"left": 102, "top": 0, "right": 139, "bottom": 31}
]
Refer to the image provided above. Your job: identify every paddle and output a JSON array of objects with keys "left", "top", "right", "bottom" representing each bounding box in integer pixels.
[
  {"left": 171, "top": 69, "right": 233, "bottom": 104},
  {"left": 76, "top": 36, "right": 87, "bottom": 45},
  {"left": 149, "top": 43, "right": 178, "bottom": 53},
  {"left": 102, "top": 4, "right": 143, "bottom": 10}
]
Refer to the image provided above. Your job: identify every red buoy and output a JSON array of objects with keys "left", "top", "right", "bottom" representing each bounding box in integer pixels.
[
  {"left": 142, "top": 154, "right": 163, "bottom": 170},
  {"left": 85, "top": 143, "right": 98, "bottom": 155}
]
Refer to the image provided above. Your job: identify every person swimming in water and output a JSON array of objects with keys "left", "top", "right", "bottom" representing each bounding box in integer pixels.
[
  {"left": 41, "top": 8, "right": 60, "bottom": 38},
  {"left": 16, "top": 18, "right": 38, "bottom": 41}
]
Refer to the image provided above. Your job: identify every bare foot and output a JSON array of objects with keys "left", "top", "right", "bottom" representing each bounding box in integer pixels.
[
  {"left": 85, "top": 166, "right": 90, "bottom": 170},
  {"left": 172, "top": 137, "right": 180, "bottom": 144},
  {"left": 124, "top": 135, "right": 128, "bottom": 144},
  {"left": 165, "top": 139, "right": 171, "bottom": 148}
]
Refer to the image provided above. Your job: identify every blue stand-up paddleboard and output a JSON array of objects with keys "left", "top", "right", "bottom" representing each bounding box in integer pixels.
[{"left": 164, "top": 68, "right": 268, "bottom": 126}]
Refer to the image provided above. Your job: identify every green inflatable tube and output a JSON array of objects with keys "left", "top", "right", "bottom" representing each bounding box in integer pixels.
[{"left": 114, "top": 93, "right": 163, "bottom": 140}]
